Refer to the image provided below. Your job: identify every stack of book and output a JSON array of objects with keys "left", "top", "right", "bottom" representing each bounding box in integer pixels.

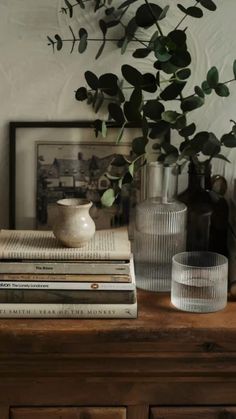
[{"left": 0, "top": 227, "right": 137, "bottom": 318}]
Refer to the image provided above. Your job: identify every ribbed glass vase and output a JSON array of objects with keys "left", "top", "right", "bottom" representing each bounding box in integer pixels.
[{"left": 134, "top": 162, "right": 187, "bottom": 292}]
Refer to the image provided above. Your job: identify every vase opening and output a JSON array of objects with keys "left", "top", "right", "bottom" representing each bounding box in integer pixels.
[{"left": 57, "top": 198, "right": 92, "bottom": 208}]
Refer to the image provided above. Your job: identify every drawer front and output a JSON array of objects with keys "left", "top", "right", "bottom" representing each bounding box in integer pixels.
[
  {"left": 10, "top": 407, "right": 126, "bottom": 419},
  {"left": 151, "top": 407, "right": 236, "bottom": 418}
]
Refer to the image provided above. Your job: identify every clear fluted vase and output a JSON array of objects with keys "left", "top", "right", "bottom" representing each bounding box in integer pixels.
[{"left": 134, "top": 162, "right": 187, "bottom": 292}]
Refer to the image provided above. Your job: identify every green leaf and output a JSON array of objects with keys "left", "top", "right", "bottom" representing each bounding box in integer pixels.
[
  {"left": 215, "top": 83, "right": 230, "bottom": 97},
  {"left": 233, "top": 60, "right": 236, "bottom": 79},
  {"left": 200, "top": 0, "right": 217, "bottom": 11},
  {"left": 78, "top": 28, "right": 88, "bottom": 53},
  {"left": 143, "top": 100, "right": 164, "bottom": 120},
  {"left": 207, "top": 66, "right": 219, "bottom": 88},
  {"left": 55, "top": 34, "right": 63, "bottom": 51},
  {"left": 160, "top": 82, "right": 186, "bottom": 101},
  {"left": 186, "top": 6, "right": 204, "bottom": 18},
  {"left": 132, "top": 137, "right": 148, "bottom": 155},
  {"left": 221, "top": 133, "right": 236, "bottom": 147},
  {"left": 101, "top": 188, "right": 116, "bottom": 207},
  {"left": 75, "top": 87, "right": 87, "bottom": 101},
  {"left": 85, "top": 71, "right": 99, "bottom": 90},
  {"left": 161, "top": 111, "right": 181, "bottom": 123},
  {"left": 141, "top": 73, "right": 157, "bottom": 93},
  {"left": 124, "top": 101, "right": 141, "bottom": 121},
  {"left": 201, "top": 80, "right": 212, "bottom": 95},
  {"left": 130, "top": 88, "right": 142, "bottom": 110},
  {"left": 121, "top": 64, "right": 142, "bottom": 87},
  {"left": 194, "top": 85, "right": 205, "bottom": 98},
  {"left": 64, "top": 0, "right": 73, "bottom": 17},
  {"left": 94, "top": 92, "right": 104, "bottom": 113},
  {"left": 179, "top": 123, "right": 196, "bottom": 137},
  {"left": 171, "top": 50, "right": 191, "bottom": 68},
  {"left": 177, "top": 4, "right": 203, "bottom": 18},
  {"left": 181, "top": 96, "right": 204, "bottom": 112},
  {"left": 128, "top": 162, "right": 135, "bottom": 177},
  {"left": 202, "top": 133, "right": 221, "bottom": 156},
  {"left": 133, "top": 48, "right": 151, "bottom": 58},
  {"left": 159, "top": 5, "right": 170, "bottom": 20},
  {"left": 108, "top": 103, "right": 125, "bottom": 124},
  {"left": 176, "top": 68, "right": 191, "bottom": 80},
  {"left": 149, "top": 121, "right": 170, "bottom": 138},
  {"left": 135, "top": 3, "right": 163, "bottom": 28},
  {"left": 99, "top": 73, "right": 118, "bottom": 96},
  {"left": 102, "top": 121, "right": 107, "bottom": 138},
  {"left": 214, "top": 154, "right": 230, "bottom": 163}
]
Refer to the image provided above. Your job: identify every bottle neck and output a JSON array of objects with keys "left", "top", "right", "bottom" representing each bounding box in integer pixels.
[{"left": 188, "top": 162, "right": 211, "bottom": 191}]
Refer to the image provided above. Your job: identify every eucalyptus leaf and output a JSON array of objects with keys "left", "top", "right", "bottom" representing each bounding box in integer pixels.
[
  {"left": 149, "top": 121, "right": 170, "bottom": 138},
  {"left": 179, "top": 123, "right": 196, "bottom": 137},
  {"left": 160, "top": 82, "right": 186, "bottom": 101},
  {"left": 142, "top": 73, "right": 157, "bottom": 92},
  {"left": 85, "top": 71, "right": 99, "bottom": 90},
  {"left": 215, "top": 83, "right": 230, "bottom": 97},
  {"left": 64, "top": 0, "right": 73, "bottom": 18},
  {"left": 176, "top": 68, "right": 191, "bottom": 80},
  {"left": 99, "top": 73, "right": 118, "bottom": 96},
  {"left": 202, "top": 133, "right": 221, "bottom": 156},
  {"left": 75, "top": 87, "right": 87, "bottom": 101},
  {"left": 214, "top": 154, "right": 230, "bottom": 163},
  {"left": 124, "top": 101, "right": 141, "bottom": 121},
  {"left": 143, "top": 100, "right": 164, "bottom": 120},
  {"left": 201, "top": 80, "right": 212, "bottom": 95},
  {"left": 121, "top": 64, "right": 142, "bottom": 87},
  {"left": 221, "top": 133, "right": 236, "bottom": 147},
  {"left": 55, "top": 34, "right": 63, "bottom": 51},
  {"left": 135, "top": 3, "right": 163, "bottom": 28},
  {"left": 108, "top": 103, "right": 125, "bottom": 124},
  {"left": 200, "top": 0, "right": 217, "bottom": 11},
  {"left": 132, "top": 137, "right": 148, "bottom": 155},
  {"left": 181, "top": 96, "right": 204, "bottom": 112},
  {"left": 130, "top": 88, "right": 142, "bottom": 110},
  {"left": 161, "top": 110, "right": 181, "bottom": 123},
  {"left": 133, "top": 48, "right": 151, "bottom": 58},
  {"left": 207, "top": 66, "right": 219, "bottom": 88},
  {"left": 194, "top": 85, "right": 205, "bottom": 98},
  {"left": 79, "top": 28, "right": 88, "bottom": 53},
  {"left": 102, "top": 121, "right": 107, "bottom": 138},
  {"left": 101, "top": 188, "right": 116, "bottom": 207}
]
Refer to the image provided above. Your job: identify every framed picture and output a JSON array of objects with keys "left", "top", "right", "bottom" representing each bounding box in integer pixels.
[{"left": 9, "top": 121, "right": 142, "bottom": 230}]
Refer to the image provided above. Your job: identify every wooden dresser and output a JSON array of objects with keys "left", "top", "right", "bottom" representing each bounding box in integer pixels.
[{"left": 0, "top": 289, "right": 236, "bottom": 419}]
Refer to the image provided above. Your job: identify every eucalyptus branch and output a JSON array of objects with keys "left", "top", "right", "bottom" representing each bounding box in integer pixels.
[
  {"left": 175, "top": 1, "right": 199, "bottom": 30},
  {"left": 144, "top": 0, "right": 164, "bottom": 36}
]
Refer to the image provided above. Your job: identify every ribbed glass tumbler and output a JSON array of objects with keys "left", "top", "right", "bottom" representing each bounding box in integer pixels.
[
  {"left": 134, "top": 163, "right": 187, "bottom": 292},
  {"left": 171, "top": 251, "right": 228, "bottom": 313}
]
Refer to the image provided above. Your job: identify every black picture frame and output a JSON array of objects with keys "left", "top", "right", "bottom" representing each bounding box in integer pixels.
[{"left": 9, "top": 121, "right": 142, "bottom": 230}]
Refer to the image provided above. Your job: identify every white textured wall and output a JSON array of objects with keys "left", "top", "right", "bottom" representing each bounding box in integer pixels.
[{"left": 1, "top": 0, "right": 236, "bottom": 226}]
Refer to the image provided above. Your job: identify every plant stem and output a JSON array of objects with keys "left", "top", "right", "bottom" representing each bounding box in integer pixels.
[
  {"left": 175, "top": 1, "right": 199, "bottom": 30},
  {"left": 144, "top": 0, "right": 164, "bottom": 36}
]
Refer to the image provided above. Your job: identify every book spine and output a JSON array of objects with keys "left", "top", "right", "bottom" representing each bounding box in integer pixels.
[
  {"left": 0, "top": 289, "right": 136, "bottom": 304},
  {"left": 0, "top": 273, "right": 131, "bottom": 283},
  {"left": 0, "top": 302, "right": 137, "bottom": 318},
  {"left": 0, "top": 262, "right": 131, "bottom": 275},
  {"left": 0, "top": 281, "right": 135, "bottom": 291}
]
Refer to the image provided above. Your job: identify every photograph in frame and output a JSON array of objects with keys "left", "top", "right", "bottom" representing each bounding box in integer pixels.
[{"left": 10, "top": 122, "right": 142, "bottom": 230}]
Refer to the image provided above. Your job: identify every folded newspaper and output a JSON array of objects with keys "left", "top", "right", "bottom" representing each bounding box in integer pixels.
[{"left": 0, "top": 227, "right": 131, "bottom": 261}]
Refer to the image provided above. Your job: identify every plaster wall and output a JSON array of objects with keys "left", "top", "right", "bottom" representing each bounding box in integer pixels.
[{"left": 0, "top": 0, "right": 236, "bottom": 226}]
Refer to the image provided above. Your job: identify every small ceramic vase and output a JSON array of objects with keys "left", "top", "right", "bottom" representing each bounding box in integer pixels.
[{"left": 53, "top": 198, "right": 96, "bottom": 248}]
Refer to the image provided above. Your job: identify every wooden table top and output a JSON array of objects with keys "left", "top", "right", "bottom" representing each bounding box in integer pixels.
[{"left": 0, "top": 290, "right": 235, "bottom": 354}]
